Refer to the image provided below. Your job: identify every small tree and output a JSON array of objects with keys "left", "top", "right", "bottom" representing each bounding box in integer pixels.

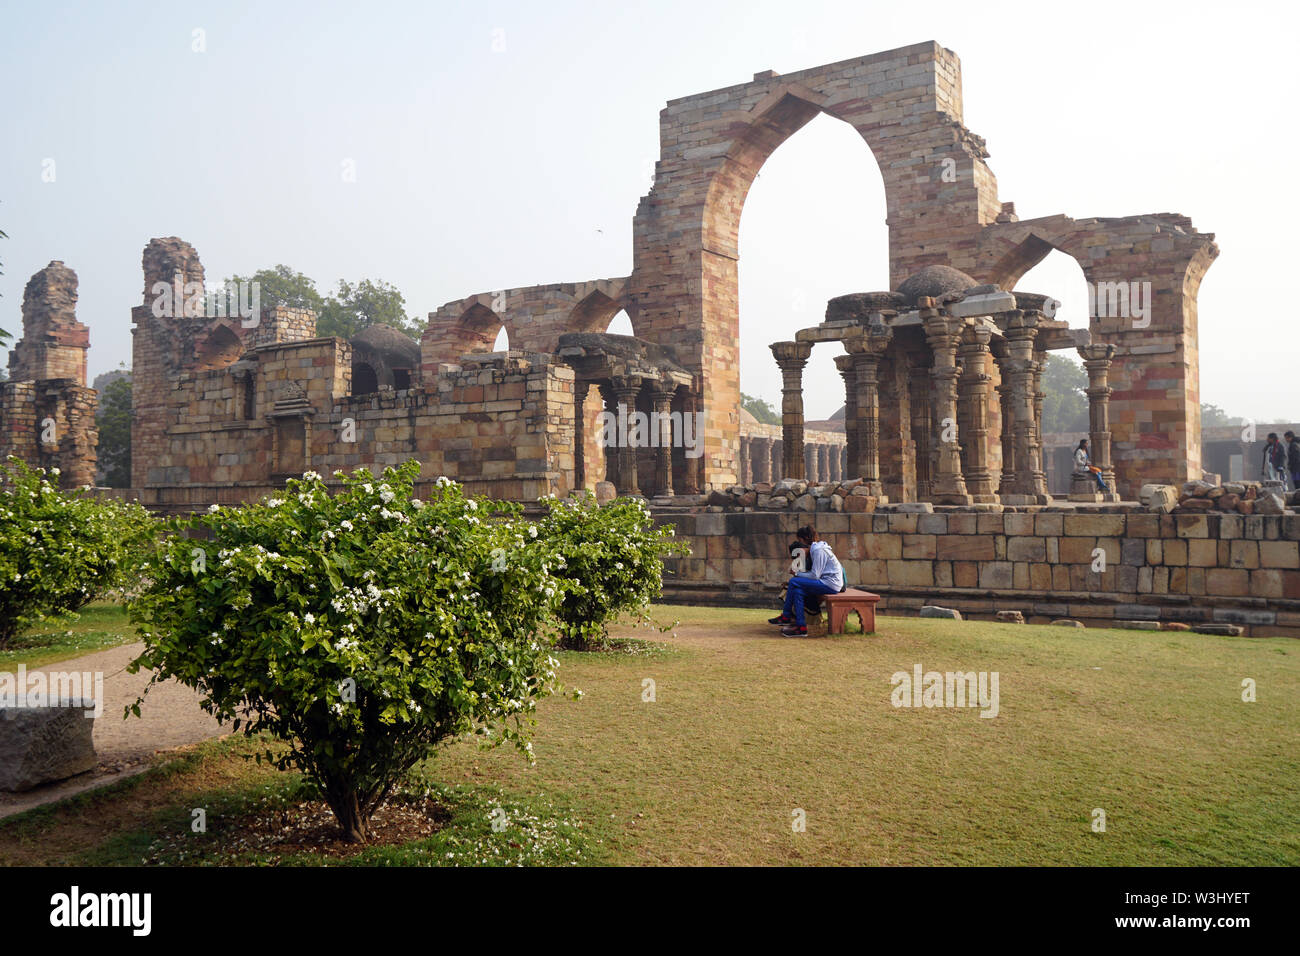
[
  {"left": 537, "top": 493, "right": 688, "bottom": 649},
  {"left": 0, "top": 458, "right": 155, "bottom": 647},
  {"left": 127, "top": 463, "right": 566, "bottom": 842},
  {"left": 96, "top": 375, "right": 132, "bottom": 488}
]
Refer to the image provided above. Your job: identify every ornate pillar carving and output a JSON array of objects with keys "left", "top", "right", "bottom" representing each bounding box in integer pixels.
[
  {"left": 610, "top": 375, "right": 644, "bottom": 497},
  {"left": 1032, "top": 345, "right": 1050, "bottom": 498},
  {"left": 771, "top": 439, "right": 783, "bottom": 481},
  {"left": 573, "top": 379, "right": 589, "bottom": 492},
  {"left": 771, "top": 341, "right": 813, "bottom": 481},
  {"left": 651, "top": 381, "right": 675, "bottom": 498},
  {"left": 680, "top": 389, "right": 701, "bottom": 495},
  {"left": 844, "top": 322, "right": 893, "bottom": 497},
  {"left": 995, "top": 375, "right": 1015, "bottom": 497},
  {"left": 1001, "top": 311, "right": 1049, "bottom": 503},
  {"left": 1079, "top": 342, "right": 1119, "bottom": 501},
  {"left": 957, "top": 322, "right": 998, "bottom": 502},
  {"left": 921, "top": 307, "right": 972, "bottom": 504},
  {"left": 909, "top": 358, "right": 932, "bottom": 500},
  {"left": 834, "top": 353, "right": 859, "bottom": 481}
]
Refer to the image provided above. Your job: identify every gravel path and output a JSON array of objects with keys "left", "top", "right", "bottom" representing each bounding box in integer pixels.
[{"left": 0, "top": 643, "right": 227, "bottom": 820}]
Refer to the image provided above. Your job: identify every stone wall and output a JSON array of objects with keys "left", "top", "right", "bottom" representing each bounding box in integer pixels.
[{"left": 656, "top": 506, "right": 1300, "bottom": 638}]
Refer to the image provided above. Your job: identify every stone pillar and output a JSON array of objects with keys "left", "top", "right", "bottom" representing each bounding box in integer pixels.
[
  {"left": 680, "top": 389, "right": 701, "bottom": 495},
  {"left": 739, "top": 435, "right": 752, "bottom": 485},
  {"left": 957, "top": 322, "right": 998, "bottom": 502},
  {"left": 995, "top": 376, "right": 1015, "bottom": 497},
  {"left": 805, "top": 444, "right": 816, "bottom": 483},
  {"left": 652, "top": 382, "right": 675, "bottom": 498},
  {"left": 829, "top": 443, "right": 841, "bottom": 482},
  {"left": 1079, "top": 342, "right": 1119, "bottom": 501},
  {"left": 1001, "top": 312, "right": 1049, "bottom": 503},
  {"left": 909, "top": 363, "right": 932, "bottom": 500},
  {"left": 834, "top": 353, "right": 859, "bottom": 480},
  {"left": 771, "top": 341, "right": 813, "bottom": 481},
  {"left": 771, "top": 439, "right": 783, "bottom": 482},
  {"left": 817, "top": 445, "right": 829, "bottom": 484},
  {"left": 574, "top": 379, "right": 589, "bottom": 492},
  {"left": 752, "top": 437, "right": 771, "bottom": 483},
  {"left": 610, "top": 375, "right": 644, "bottom": 496},
  {"left": 1032, "top": 346, "right": 1050, "bottom": 498},
  {"left": 921, "top": 307, "right": 972, "bottom": 504},
  {"left": 845, "top": 324, "right": 893, "bottom": 497}
]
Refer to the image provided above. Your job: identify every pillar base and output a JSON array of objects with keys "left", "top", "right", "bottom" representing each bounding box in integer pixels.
[{"left": 931, "top": 493, "right": 974, "bottom": 506}]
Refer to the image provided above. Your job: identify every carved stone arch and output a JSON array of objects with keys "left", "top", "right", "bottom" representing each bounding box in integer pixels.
[{"left": 194, "top": 321, "right": 243, "bottom": 370}]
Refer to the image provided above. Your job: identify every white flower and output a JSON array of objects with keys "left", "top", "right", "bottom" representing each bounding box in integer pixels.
[
  {"left": 340, "top": 520, "right": 354, "bottom": 531},
  {"left": 208, "top": 504, "right": 220, "bottom": 513},
  {"left": 267, "top": 498, "right": 284, "bottom": 508},
  {"left": 303, "top": 470, "right": 322, "bottom": 481},
  {"left": 412, "top": 498, "right": 423, "bottom": 509},
  {"left": 362, "top": 483, "right": 373, "bottom": 494},
  {"left": 466, "top": 499, "right": 478, "bottom": 511},
  {"left": 379, "top": 486, "right": 394, "bottom": 504},
  {"left": 528, "top": 525, "right": 538, "bottom": 538},
  {"left": 304, "top": 612, "right": 315, "bottom": 624}
]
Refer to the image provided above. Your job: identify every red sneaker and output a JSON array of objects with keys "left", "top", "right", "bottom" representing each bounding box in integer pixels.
[{"left": 781, "top": 625, "right": 808, "bottom": 637}]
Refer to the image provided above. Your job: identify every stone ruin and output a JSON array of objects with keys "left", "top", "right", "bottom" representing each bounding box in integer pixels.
[
  {"left": 7, "top": 43, "right": 1292, "bottom": 635},
  {"left": 0, "top": 261, "right": 98, "bottom": 488}
]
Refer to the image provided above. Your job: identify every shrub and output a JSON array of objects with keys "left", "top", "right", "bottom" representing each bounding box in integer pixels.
[
  {"left": 537, "top": 492, "right": 688, "bottom": 649},
  {"left": 127, "top": 462, "right": 568, "bottom": 842},
  {"left": 0, "top": 457, "right": 155, "bottom": 647}
]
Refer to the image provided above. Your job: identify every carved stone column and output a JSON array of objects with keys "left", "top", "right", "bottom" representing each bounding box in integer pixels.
[
  {"left": 834, "top": 353, "right": 859, "bottom": 481},
  {"left": 1001, "top": 312, "right": 1049, "bottom": 503},
  {"left": 739, "top": 435, "right": 752, "bottom": 485},
  {"left": 771, "top": 439, "right": 783, "bottom": 481},
  {"left": 921, "top": 307, "right": 971, "bottom": 504},
  {"left": 610, "top": 375, "right": 643, "bottom": 497},
  {"left": 957, "top": 322, "right": 998, "bottom": 502},
  {"left": 909, "top": 360, "right": 932, "bottom": 500},
  {"left": 817, "top": 445, "right": 829, "bottom": 484},
  {"left": 752, "top": 436, "right": 771, "bottom": 483},
  {"left": 844, "top": 323, "right": 893, "bottom": 497},
  {"left": 574, "top": 379, "right": 589, "bottom": 492},
  {"left": 1079, "top": 342, "right": 1119, "bottom": 501},
  {"left": 1032, "top": 345, "right": 1050, "bottom": 499},
  {"left": 995, "top": 376, "right": 1015, "bottom": 497},
  {"left": 805, "top": 443, "right": 817, "bottom": 483},
  {"left": 651, "top": 381, "right": 675, "bottom": 498},
  {"left": 771, "top": 341, "right": 813, "bottom": 481}
]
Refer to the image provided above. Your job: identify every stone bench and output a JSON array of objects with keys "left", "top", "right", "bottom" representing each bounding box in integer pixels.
[{"left": 823, "top": 588, "right": 882, "bottom": 635}]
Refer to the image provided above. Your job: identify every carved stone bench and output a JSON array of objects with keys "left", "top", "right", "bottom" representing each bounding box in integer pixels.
[{"left": 823, "top": 588, "right": 882, "bottom": 635}]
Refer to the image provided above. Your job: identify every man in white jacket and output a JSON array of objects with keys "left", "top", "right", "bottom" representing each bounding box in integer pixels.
[{"left": 769, "top": 525, "right": 844, "bottom": 636}]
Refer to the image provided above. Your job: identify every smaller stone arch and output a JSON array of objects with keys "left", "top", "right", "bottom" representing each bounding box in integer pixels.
[{"left": 194, "top": 322, "right": 243, "bottom": 370}]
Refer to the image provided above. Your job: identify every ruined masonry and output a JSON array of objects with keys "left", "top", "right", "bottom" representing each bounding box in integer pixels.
[{"left": 4, "top": 42, "right": 1290, "bottom": 634}]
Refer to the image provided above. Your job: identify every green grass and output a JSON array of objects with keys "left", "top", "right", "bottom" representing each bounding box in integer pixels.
[
  {"left": 2, "top": 604, "right": 1295, "bottom": 866},
  {"left": 0, "top": 603, "right": 139, "bottom": 668}
]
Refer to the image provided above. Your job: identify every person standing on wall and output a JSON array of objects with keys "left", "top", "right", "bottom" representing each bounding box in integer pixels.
[
  {"left": 1286, "top": 430, "right": 1300, "bottom": 493},
  {"left": 1262, "top": 433, "right": 1288, "bottom": 486}
]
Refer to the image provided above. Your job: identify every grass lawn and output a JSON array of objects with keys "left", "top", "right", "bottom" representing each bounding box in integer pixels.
[
  {"left": 0, "top": 603, "right": 138, "bottom": 668},
  {"left": 2, "top": 604, "right": 1296, "bottom": 866}
]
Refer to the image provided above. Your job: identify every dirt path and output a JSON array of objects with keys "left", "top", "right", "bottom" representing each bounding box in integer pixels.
[{"left": 0, "top": 643, "right": 227, "bottom": 820}]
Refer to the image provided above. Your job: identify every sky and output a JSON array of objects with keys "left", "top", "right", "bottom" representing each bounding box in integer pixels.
[{"left": 1, "top": 0, "right": 1295, "bottom": 422}]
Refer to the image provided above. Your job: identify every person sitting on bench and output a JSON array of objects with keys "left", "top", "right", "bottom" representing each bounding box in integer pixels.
[{"left": 769, "top": 525, "right": 844, "bottom": 636}]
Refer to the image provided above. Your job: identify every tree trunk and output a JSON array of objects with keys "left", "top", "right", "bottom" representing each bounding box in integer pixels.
[{"left": 328, "top": 791, "right": 369, "bottom": 843}]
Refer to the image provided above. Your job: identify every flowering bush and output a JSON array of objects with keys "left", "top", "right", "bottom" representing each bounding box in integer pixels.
[
  {"left": 0, "top": 457, "right": 155, "bottom": 647},
  {"left": 536, "top": 492, "right": 688, "bottom": 649},
  {"left": 127, "top": 462, "right": 567, "bottom": 842}
]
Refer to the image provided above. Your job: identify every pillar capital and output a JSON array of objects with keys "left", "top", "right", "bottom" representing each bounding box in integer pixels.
[
  {"left": 769, "top": 340, "right": 813, "bottom": 368},
  {"left": 1078, "top": 342, "right": 1117, "bottom": 367}
]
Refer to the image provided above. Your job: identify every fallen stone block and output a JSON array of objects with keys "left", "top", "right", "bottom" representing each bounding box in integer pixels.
[
  {"left": 1111, "top": 620, "right": 1161, "bottom": 630},
  {"left": 1050, "top": 619, "right": 1084, "bottom": 628},
  {"left": 995, "top": 610, "right": 1025, "bottom": 624},
  {"left": 919, "top": 605, "right": 962, "bottom": 620},
  {"left": 1140, "top": 484, "right": 1179, "bottom": 513},
  {"left": 1255, "top": 492, "right": 1285, "bottom": 516},
  {"left": 0, "top": 698, "right": 98, "bottom": 792},
  {"left": 1191, "top": 623, "right": 1244, "bottom": 636},
  {"left": 1160, "top": 622, "right": 1191, "bottom": 631},
  {"left": 595, "top": 481, "right": 616, "bottom": 505}
]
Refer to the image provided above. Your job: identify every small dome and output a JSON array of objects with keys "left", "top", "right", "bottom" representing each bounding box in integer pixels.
[
  {"left": 740, "top": 407, "right": 759, "bottom": 425},
  {"left": 825, "top": 291, "right": 907, "bottom": 323},
  {"left": 896, "top": 265, "right": 979, "bottom": 304},
  {"left": 351, "top": 324, "right": 420, "bottom": 367}
]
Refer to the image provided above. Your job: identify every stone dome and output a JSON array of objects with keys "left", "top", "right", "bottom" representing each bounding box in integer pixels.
[
  {"left": 740, "top": 407, "right": 759, "bottom": 425},
  {"left": 351, "top": 324, "right": 420, "bottom": 368},
  {"left": 896, "top": 265, "right": 979, "bottom": 304}
]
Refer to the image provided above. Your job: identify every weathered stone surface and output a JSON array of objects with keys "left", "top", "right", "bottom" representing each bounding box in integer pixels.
[
  {"left": 995, "top": 610, "right": 1025, "bottom": 623},
  {"left": 1191, "top": 623, "right": 1244, "bottom": 636},
  {"left": 1111, "top": 620, "right": 1161, "bottom": 630},
  {"left": 595, "top": 481, "right": 617, "bottom": 505},
  {"left": 0, "top": 699, "right": 97, "bottom": 792},
  {"left": 1255, "top": 492, "right": 1285, "bottom": 516},
  {"left": 792, "top": 494, "right": 817, "bottom": 512},
  {"left": 920, "top": 605, "right": 962, "bottom": 620},
  {"left": 1051, "top": 619, "right": 1084, "bottom": 628}
]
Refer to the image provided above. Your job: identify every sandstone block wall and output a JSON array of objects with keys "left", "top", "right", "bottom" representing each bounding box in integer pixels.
[{"left": 657, "top": 507, "right": 1300, "bottom": 637}]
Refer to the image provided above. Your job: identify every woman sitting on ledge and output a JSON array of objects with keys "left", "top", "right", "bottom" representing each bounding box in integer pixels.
[{"left": 770, "top": 524, "right": 844, "bottom": 637}]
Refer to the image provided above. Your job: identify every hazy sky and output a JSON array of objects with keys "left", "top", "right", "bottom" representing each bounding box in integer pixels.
[{"left": 2, "top": 0, "right": 1294, "bottom": 422}]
